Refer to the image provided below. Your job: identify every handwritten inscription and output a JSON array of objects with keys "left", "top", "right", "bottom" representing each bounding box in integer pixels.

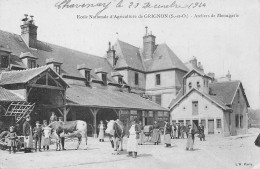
[{"left": 54, "top": 0, "right": 207, "bottom": 16}]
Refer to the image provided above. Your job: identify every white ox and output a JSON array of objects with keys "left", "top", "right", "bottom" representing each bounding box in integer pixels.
[
  {"left": 105, "top": 120, "right": 125, "bottom": 155},
  {"left": 49, "top": 120, "right": 88, "bottom": 150}
]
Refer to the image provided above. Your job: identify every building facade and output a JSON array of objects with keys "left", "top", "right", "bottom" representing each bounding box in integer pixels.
[
  {"left": 0, "top": 15, "right": 169, "bottom": 136},
  {"left": 169, "top": 69, "right": 250, "bottom": 136}
]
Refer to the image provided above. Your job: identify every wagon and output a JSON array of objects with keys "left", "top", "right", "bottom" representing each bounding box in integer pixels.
[
  {"left": 0, "top": 131, "right": 23, "bottom": 151},
  {"left": 143, "top": 125, "right": 153, "bottom": 143}
]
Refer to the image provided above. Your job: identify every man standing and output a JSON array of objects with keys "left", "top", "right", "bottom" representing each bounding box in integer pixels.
[
  {"left": 49, "top": 112, "right": 57, "bottom": 123},
  {"left": 171, "top": 122, "right": 177, "bottom": 139},
  {"left": 33, "top": 121, "right": 42, "bottom": 152},
  {"left": 176, "top": 123, "right": 180, "bottom": 139},
  {"left": 151, "top": 121, "right": 160, "bottom": 145},
  {"left": 198, "top": 123, "right": 205, "bottom": 141},
  {"left": 58, "top": 117, "right": 66, "bottom": 150},
  {"left": 23, "top": 115, "right": 33, "bottom": 153},
  {"left": 186, "top": 125, "right": 196, "bottom": 151}
]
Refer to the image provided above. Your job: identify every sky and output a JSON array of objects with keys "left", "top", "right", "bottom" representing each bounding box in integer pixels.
[{"left": 0, "top": 0, "right": 259, "bottom": 109}]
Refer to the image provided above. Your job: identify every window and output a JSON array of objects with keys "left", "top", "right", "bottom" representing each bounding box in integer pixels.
[
  {"left": 85, "top": 70, "right": 91, "bottom": 85},
  {"left": 201, "top": 119, "right": 206, "bottom": 128},
  {"left": 1, "top": 55, "right": 9, "bottom": 68},
  {"left": 240, "top": 115, "right": 243, "bottom": 128},
  {"left": 217, "top": 119, "right": 222, "bottom": 128},
  {"left": 237, "top": 90, "right": 240, "bottom": 103},
  {"left": 155, "top": 74, "right": 161, "bottom": 85},
  {"left": 197, "top": 81, "right": 200, "bottom": 88},
  {"left": 188, "top": 82, "right": 192, "bottom": 89},
  {"left": 192, "top": 101, "right": 199, "bottom": 115},
  {"left": 235, "top": 115, "right": 239, "bottom": 128},
  {"left": 54, "top": 65, "right": 60, "bottom": 75},
  {"left": 155, "top": 95, "right": 161, "bottom": 105},
  {"left": 102, "top": 73, "right": 107, "bottom": 84},
  {"left": 29, "top": 59, "right": 36, "bottom": 68},
  {"left": 118, "top": 76, "right": 123, "bottom": 84},
  {"left": 134, "top": 72, "right": 139, "bottom": 85},
  {"left": 85, "top": 70, "right": 90, "bottom": 81}
]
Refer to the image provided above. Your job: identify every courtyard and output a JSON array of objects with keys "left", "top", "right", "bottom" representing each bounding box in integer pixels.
[{"left": 1, "top": 129, "right": 260, "bottom": 169}]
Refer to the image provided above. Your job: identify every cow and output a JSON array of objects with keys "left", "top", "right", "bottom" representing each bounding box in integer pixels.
[
  {"left": 105, "top": 119, "right": 125, "bottom": 155},
  {"left": 48, "top": 120, "right": 88, "bottom": 150}
]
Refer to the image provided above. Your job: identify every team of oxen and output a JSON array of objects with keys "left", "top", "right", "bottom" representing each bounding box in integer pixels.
[{"left": 46, "top": 119, "right": 124, "bottom": 153}]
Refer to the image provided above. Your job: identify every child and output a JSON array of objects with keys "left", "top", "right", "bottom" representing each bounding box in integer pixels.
[{"left": 6, "top": 126, "right": 18, "bottom": 154}]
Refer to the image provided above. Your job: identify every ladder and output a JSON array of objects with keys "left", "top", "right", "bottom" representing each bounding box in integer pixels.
[{"left": 4, "top": 102, "right": 35, "bottom": 123}]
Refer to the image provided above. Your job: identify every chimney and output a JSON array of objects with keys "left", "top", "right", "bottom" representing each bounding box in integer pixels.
[
  {"left": 190, "top": 57, "right": 197, "bottom": 68},
  {"left": 226, "top": 70, "right": 231, "bottom": 81},
  {"left": 20, "top": 14, "right": 38, "bottom": 48},
  {"left": 143, "top": 26, "right": 156, "bottom": 60},
  {"left": 106, "top": 42, "right": 117, "bottom": 67}
]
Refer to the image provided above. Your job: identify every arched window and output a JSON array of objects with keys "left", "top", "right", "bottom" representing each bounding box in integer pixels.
[
  {"left": 188, "top": 82, "right": 192, "bottom": 89},
  {"left": 197, "top": 81, "right": 200, "bottom": 88}
]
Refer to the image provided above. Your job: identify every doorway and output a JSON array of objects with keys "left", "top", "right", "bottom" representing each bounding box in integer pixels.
[
  {"left": 192, "top": 120, "right": 199, "bottom": 131},
  {"left": 208, "top": 119, "right": 214, "bottom": 134}
]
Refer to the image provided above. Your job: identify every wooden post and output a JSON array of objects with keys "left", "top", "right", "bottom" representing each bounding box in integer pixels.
[{"left": 89, "top": 107, "right": 100, "bottom": 138}]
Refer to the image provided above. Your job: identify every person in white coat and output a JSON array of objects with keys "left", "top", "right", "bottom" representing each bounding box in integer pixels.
[{"left": 126, "top": 119, "right": 141, "bottom": 158}]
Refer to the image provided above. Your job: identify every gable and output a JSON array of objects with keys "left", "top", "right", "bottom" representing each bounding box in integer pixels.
[
  {"left": 170, "top": 88, "right": 230, "bottom": 111},
  {"left": 171, "top": 90, "right": 225, "bottom": 118}
]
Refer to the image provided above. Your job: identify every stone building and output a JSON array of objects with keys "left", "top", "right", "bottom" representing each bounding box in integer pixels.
[
  {"left": 169, "top": 69, "right": 250, "bottom": 136},
  {"left": 0, "top": 15, "right": 169, "bottom": 136}
]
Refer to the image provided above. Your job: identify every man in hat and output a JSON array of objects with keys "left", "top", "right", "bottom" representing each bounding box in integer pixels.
[
  {"left": 23, "top": 115, "right": 33, "bottom": 153},
  {"left": 58, "top": 117, "right": 66, "bottom": 150},
  {"left": 33, "top": 121, "right": 42, "bottom": 152}
]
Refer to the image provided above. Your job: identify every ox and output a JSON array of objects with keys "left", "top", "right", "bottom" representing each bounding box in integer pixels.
[
  {"left": 49, "top": 120, "right": 88, "bottom": 150},
  {"left": 105, "top": 120, "right": 125, "bottom": 155}
]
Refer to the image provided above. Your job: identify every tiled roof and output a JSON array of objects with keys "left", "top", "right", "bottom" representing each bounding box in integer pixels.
[
  {"left": 209, "top": 80, "right": 249, "bottom": 106},
  {"left": 66, "top": 85, "right": 168, "bottom": 111},
  {"left": 0, "top": 87, "right": 25, "bottom": 102},
  {"left": 169, "top": 80, "right": 248, "bottom": 109},
  {"left": 169, "top": 88, "right": 231, "bottom": 110},
  {"left": 113, "top": 40, "right": 145, "bottom": 71},
  {"left": 112, "top": 40, "right": 188, "bottom": 72},
  {"left": 144, "top": 43, "right": 189, "bottom": 72},
  {"left": 0, "top": 30, "right": 115, "bottom": 82},
  {"left": 183, "top": 68, "right": 211, "bottom": 79},
  {"left": 0, "top": 66, "right": 68, "bottom": 87}
]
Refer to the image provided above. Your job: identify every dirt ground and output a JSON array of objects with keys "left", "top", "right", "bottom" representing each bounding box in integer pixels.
[{"left": 1, "top": 129, "right": 260, "bottom": 169}]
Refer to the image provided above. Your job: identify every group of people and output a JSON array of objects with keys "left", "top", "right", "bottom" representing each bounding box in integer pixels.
[
  {"left": 22, "top": 114, "right": 55, "bottom": 153},
  {"left": 5, "top": 112, "right": 66, "bottom": 154}
]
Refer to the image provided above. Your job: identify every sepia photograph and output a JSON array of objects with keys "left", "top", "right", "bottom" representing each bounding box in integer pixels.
[{"left": 0, "top": 0, "right": 259, "bottom": 168}]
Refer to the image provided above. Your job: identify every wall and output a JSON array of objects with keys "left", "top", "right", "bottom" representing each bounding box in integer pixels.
[
  {"left": 126, "top": 69, "right": 146, "bottom": 93},
  {"left": 171, "top": 91, "right": 224, "bottom": 135},
  {"left": 185, "top": 74, "right": 209, "bottom": 94},
  {"left": 230, "top": 86, "right": 248, "bottom": 135},
  {"left": 145, "top": 70, "right": 185, "bottom": 108}
]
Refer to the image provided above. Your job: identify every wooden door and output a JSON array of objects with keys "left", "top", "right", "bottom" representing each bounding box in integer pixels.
[{"left": 208, "top": 120, "right": 214, "bottom": 134}]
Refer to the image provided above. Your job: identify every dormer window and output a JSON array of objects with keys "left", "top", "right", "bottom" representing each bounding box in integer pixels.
[
  {"left": 28, "top": 59, "right": 36, "bottom": 68},
  {"left": 77, "top": 64, "right": 92, "bottom": 86},
  {"left": 95, "top": 68, "right": 107, "bottom": 85},
  {"left": 1, "top": 55, "right": 9, "bottom": 68},
  {"left": 54, "top": 65, "right": 61, "bottom": 75},
  {"left": 101, "top": 73, "right": 107, "bottom": 84},
  {"left": 188, "top": 82, "right": 192, "bottom": 89},
  {"left": 20, "top": 52, "right": 38, "bottom": 69},
  {"left": 46, "top": 58, "right": 62, "bottom": 75},
  {"left": 118, "top": 76, "right": 123, "bottom": 84}
]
